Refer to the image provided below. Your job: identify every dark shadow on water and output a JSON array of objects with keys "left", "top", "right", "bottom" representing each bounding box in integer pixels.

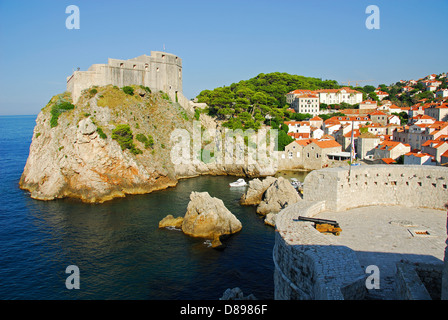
[{"left": 3, "top": 175, "right": 284, "bottom": 300}]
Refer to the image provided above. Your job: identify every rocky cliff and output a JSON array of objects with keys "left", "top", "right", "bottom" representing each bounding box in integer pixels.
[{"left": 20, "top": 85, "right": 277, "bottom": 203}]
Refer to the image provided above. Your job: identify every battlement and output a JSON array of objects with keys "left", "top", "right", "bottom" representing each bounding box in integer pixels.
[
  {"left": 304, "top": 165, "right": 448, "bottom": 211},
  {"left": 67, "top": 51, "right": 183, "bottom": 104},
  {"left": 274, "top": 165, "right": 448, "bottom": 300}
]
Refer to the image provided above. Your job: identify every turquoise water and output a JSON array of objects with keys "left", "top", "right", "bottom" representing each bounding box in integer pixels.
[{"left": 0, "top": 115, "right": 307, "bottom": 300}]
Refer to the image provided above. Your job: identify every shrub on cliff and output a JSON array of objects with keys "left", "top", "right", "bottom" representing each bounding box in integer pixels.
[
  {"left": 122, "top": 86, "right": 134, "bottom": 96},
  {"left": 136, "top": 133, "right": 154, "bottom": 149},
  {"left": 50, "top": 102, "right": 75, "bottom": 128},
  {"left": 112, "top": 124, "right": 142, "bottom": 155},
  {"left": 96, "top": 126, "right": 107, "bottom": 139}
]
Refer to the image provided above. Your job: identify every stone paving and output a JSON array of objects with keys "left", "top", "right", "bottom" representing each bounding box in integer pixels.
[{"left": 315, "top": 205, "right": 447, "bottom": 299}]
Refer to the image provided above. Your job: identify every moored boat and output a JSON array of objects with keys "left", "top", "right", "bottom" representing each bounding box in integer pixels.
[{"left": 229, "top": 178, "right": 247, "bottom": 187}]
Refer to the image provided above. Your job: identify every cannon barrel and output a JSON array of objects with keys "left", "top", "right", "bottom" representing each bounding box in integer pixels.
[{"left": 297, "top": 216, "right": 340, "bottom": 227}]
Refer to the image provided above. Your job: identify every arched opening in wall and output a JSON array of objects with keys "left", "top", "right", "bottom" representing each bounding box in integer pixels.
[
  {"left": 145, "top": 64, "right": 149, "bottom": 71},
  {"left": 162, "top": 55, "right": 165, "bottom": 59},
  {"left": 120, "top": 63, "right": 124, "bottom": 68},
  {"left": 133, "top": 64, "right": 137, "bottom": 69}
]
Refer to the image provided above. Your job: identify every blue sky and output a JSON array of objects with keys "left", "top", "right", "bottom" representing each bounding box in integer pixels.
[{"left": 0, "top": 0, "right": 447, "bottom": 115}]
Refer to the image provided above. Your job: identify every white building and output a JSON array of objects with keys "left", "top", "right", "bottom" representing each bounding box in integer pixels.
[
  {"left": 315, "top": 87, "right": 363, "bottom": 105},
  {"left": 404, "top": 152, "right": 435, "bottom": 166},
  {"left": 286, "top": 89, "right": 314, "bottom": 104},
  {"left": 374, "top": 90, "right": 389, "bottom": 101},
  {"left": 286, "top": 87, "right": 363, "bottom": 114},
  {"left": 291, "top": 93, "right": 320, "bottom": 115},
  {"left": 436, "top": 89, "right": 448, "bottom": 98},
  {"left": 284, "top": 120, "right": 311, "bottom": 134}
]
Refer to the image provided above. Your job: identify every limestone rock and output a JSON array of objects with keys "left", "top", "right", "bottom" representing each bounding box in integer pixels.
[
  {"left": 219, "top": 287, "right": 257, "bottom": 300},
  {"left": 182, "top": 192, "right": 242, "bottom": 246},
  {"left": 20, "top": 86, "right": 279, "bottom": 204},
  {"left": 159, "top": 215, "right": 184, "bottom": 229},
  {"left": 264, "top": 213, "right": 276, "bottom": 227},
  {"left": 240, "top": 176, "right": 277, "bottom": 206},
  {"left": 256, "top": 177, "right": 301, "bottom": 215}
]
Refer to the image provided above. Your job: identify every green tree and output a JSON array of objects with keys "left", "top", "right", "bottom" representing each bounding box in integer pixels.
[
  {"left": 363, "top": 85, "right": 376, "bottom": 93},
  {"left": 122, "top": 86, "right": 134, "bottom": 96},
  {"left": 277, "top": 130, "right": 294, "bottom": 151},
  {"left": 112, "top": 124, "right": 142, "bottom": 155}
]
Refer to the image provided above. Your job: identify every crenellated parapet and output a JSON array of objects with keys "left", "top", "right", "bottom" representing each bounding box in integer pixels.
[
  {"left": 304, "top": 165, "right": 448, "bottom": 211},
  {"left": 274, "top": 165, "right": 448, "bottom": 300},
  {"left": 67, "top": 51, "right": 185, "bottom": 106}
]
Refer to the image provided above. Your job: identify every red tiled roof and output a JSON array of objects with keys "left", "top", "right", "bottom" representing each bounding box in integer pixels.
[
  {"left": 343, "top": 129, "right": 360, "bottom": 138},
  {"left": 405, "top": 152, "right": 433, "bottom": 158},
  {"left": 381, "top": 158, "right": 396, "bottom": 164},
  {"left": 377, "top": 140, "right": 409, "bottom": 150},
  {"left": 295, "top": 139, "right": 312, "bottom": 146},
  {"left": 288, "top": 132, "right": 310, "bottom": 139},
  {"left": 315, "top": 87, "right": 361, "bottom": 94},
  {"left": 311, "top": 139, "right": 341, "bottom": 149}
]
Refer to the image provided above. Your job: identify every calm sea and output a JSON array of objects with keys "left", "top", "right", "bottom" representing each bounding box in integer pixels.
[{"left": 0, "top": 115, "right": 308, "bottom": 300}]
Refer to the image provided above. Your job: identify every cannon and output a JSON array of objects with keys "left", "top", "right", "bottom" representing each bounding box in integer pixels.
[{"left": 297, "top": 216, "right": 342, "bottom": 236}]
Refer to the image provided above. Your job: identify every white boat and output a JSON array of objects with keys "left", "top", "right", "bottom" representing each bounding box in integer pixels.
[
  {"left": 290, "top": 178, "right": 303, "bottom": 190},
  {"left": 229, "top": 178, "right": 247, "bottom": 187}
]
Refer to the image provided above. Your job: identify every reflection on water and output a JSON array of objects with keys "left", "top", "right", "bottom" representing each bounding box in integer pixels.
[{"left": 275, "top": 170, "right": 310, "bottom": 182}]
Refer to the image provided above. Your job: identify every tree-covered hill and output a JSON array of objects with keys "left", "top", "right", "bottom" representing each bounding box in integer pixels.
[{"left": 195, "top": 72, "right": 340, "bottom": 131}]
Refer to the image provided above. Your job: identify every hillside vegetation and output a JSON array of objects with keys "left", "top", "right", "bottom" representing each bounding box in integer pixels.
[{"left": 196, "top": 72, "right": 339, "bottom": 131}]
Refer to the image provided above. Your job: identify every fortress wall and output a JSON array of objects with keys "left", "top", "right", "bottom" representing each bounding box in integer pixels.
[
  {"left": 273, "top": 201, "right": 366, "bottom": 300},
  {"left": 274, "top": 165, "right": 448, "bottom": 300},
  {"left": 67, "top": 51, "right": 184, "bottom": 105},
  {"left": 304, "top": 165, "right": 448, "bottom": 211}
]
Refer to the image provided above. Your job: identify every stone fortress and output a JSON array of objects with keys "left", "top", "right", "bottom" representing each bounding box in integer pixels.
[
  {"left": 66, "top": 51, "right": 189, "bottom": 109},
  {"left": 274, "top": 165, "right": 448, "bottom": 300}
]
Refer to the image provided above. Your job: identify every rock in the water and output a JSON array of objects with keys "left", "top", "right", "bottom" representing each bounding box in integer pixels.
[
  {"left": 158, "top": 215, "right": 184, "bottom": 228},
  {"left": 256, "top": 177, "right": 301, "bottom": 215},
  {"left": 264, "top": 213, "right": 276, "bottom": 227},
  {"left": 182, "top": 192, "right": 242, "bottom": 247},
  {"left": 240, "top": 176, "right": 277, "bottom": 206},
  {"left": 219, "top": 287, "right": 257, "bottom": 300}
]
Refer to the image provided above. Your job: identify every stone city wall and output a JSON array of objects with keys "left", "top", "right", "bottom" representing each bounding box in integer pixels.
[
  {"left": 273, "top": 200, "right": 366, "bottom": 300},
  {"left": 274, "top": 165, "right": 448, "bottom": 300},
  {"left": 303, "top": 165, "right": 448, "bottom": 211}
]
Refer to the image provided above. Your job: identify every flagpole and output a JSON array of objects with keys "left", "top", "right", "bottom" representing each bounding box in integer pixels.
[{"left": 349, "top": 120, "right": 355, "bottom": 180}]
